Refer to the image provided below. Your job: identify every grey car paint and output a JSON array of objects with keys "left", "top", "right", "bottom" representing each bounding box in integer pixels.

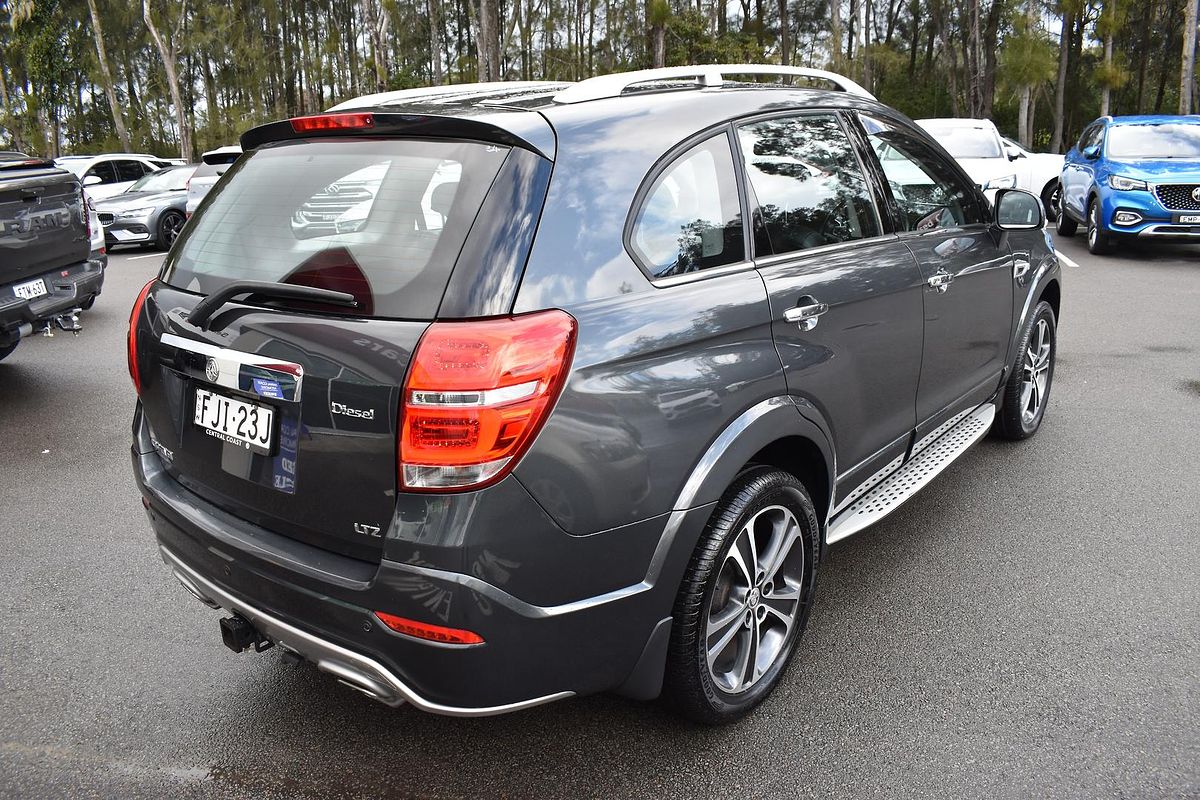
[{"left": 132, "top": 81, "right": 1061, "bottom": 714}]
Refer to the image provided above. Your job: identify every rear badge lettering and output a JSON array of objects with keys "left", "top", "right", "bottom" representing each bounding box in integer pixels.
[
  {"left": 331, "top": 401, "right": 375, "bottom": 420},
  {"left": 354, "top": 522, "right": 382, "bottom": 537}
]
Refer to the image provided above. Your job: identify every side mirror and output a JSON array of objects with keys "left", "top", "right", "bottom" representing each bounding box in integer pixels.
[
  {"left": 1082, "top": 145, "right": 1101, "bottom": 160},
  {"left": 83, "top": 175, "right": 102, "bottom": 186},
  {"left": 1005, "top": 146, "right": 1024, "bottom": 161},
  {"left": 993, "top": 188, "right": 1045, "bottom": 230}
]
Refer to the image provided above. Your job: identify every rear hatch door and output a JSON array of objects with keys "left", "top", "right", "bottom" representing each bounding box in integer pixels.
[
  {"left": 136, "top": 135, "right": 513, "bottom": 561},
  {"left": 0, "top": 161, "right": 88, "bottom": 286}
]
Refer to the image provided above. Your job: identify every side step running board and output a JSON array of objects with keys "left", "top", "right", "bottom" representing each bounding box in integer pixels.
[{"left": 826, "top": 403, "right": 996, "bottom": 545}]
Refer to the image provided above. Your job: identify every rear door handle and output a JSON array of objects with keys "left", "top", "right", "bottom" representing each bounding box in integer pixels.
[
  {"left": 927, "top": 270, "right": 954, "bottom": 293},
  {"left": 783, "top": 299, "right": 829, "bottom": 331}
]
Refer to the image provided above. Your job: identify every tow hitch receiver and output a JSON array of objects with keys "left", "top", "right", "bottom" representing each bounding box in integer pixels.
[{"left": 220, "top": 614, "right": 275, "bottom": 653}]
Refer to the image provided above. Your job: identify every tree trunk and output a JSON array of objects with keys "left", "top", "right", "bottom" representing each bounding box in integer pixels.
[
  {"left": 830, "top": 0, "right": 842, "bottom": 71},
  {"left": 1051, "top": 9, "right": 1071, "bottom": 153},
  {"left": 429, "top": 0, "right": 445, "bottom": 85},
  {"left": 143, "top": 0, "right": 193, "bottom": 160},
  {"left": 1182, "top": 0, "right": 1198, "bottom": 114},
  {"left": 778, "top": 0, "right": 791, "bottom": 65},
  {"left": 477, "top": 0, "right": 501, "bottom": 80},
  {"left": 85, "top": 0, "right": 132, "bottom": 151},
  {"left": 1018, "top": 85, "right": 1031, "bottom": 148}
]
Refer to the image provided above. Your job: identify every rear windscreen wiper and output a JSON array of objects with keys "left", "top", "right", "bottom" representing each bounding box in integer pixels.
[{"left": 187, "top": 280, "right": 357, "bottom": 331}]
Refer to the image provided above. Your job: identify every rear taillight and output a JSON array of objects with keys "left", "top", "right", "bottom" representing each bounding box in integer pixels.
[
  {"left": 399, "top": 310, "right": 576, "bottom": 491},
  {"left": 128, "top": 279, "right": 155, "bottom": 394},
  {"left": 289, "top": 113, "right": 375, "bottom": 133}
]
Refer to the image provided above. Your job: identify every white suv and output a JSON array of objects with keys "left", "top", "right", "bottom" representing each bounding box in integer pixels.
[
  {"left": 54, "top": 153, "right": 180, "bottom": 201},
  {"left": 917, "top": 119, "right": 1064, "bottom": 216}
]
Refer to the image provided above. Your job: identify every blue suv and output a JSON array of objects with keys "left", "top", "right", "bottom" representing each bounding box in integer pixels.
[{"left": 1057, "top": 115, "right": 1200, "bottom": 254}]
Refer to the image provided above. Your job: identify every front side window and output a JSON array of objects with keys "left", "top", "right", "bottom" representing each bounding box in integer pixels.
[
  {"left": 860, "top": 115, "right": 985, "bottom": 232},
  {"left": 630, "top": 133, "right": 745, "bottom": 278},
  {"left": 737, "top": 114, "right": 880, "bottom": 255},
  {"left": 85, "top": 161, "right": 118, "bottom": 184},
  {"left": 115, "top": 160, "right": 150, "bottom": 182}
]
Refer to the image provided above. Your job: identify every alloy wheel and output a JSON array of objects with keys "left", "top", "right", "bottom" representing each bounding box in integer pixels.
[
  {"left": 162, "top": 214, "right": 184, "bottom": 247},
  {"left": 1020, "top": 318, "right": 1052, "bottom": 424},
  {"left": 704, "top": 504, "right": 806, "bottom": 695}
]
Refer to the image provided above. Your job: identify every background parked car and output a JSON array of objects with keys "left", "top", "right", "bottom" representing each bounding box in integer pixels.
[
  {"left": 1057, "top": 114, "right": 1200, "bottom": 255},
  {"left": 94, "top": 164, "right": 196, "bottom": 250},
  {"left": 54, "top": 153, "right": 178, "bottom": 201},
  {"left": 917, "top": 118, "right": 1063, "bottom": 216},
  {"left": 185, "top": 145, "right": 241, "bottom": 217}
]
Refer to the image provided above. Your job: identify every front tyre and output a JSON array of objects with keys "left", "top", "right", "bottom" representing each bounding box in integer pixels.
[
  {"left": 996, "top": 300, "right": 1057, "bottom": 440},
  {"left": 663, "top": 467, "right": 819, "bottom": 724},
  {"left": 1086, "top": 200, "right": 1116, "bottom": 255},
  {"left": 1041, "top": 181, "right": 1061, "bottom": 222},
  {"left": 157, "top": 210, "right": 185, "bottom": 251}
]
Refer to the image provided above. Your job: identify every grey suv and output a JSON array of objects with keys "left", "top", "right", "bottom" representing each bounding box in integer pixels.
[{"left": 130, "top": 65, "right": 1062, "bottom": 723}]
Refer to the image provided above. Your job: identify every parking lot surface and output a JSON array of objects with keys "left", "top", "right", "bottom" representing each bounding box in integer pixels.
[{"left": 1, "top": 237, "right": 1197, "bottom": 799}]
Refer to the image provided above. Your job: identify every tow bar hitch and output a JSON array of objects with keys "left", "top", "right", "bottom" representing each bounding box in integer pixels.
[
  {"left": 38, "top": 308, "right": 83, "bottom": 337},
  {"left": 220, "top": 614, "right": 275, "bottom": 653}
]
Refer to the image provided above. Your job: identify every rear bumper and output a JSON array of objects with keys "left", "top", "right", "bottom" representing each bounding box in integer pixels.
[
  {"left": 0, "top": 259, "right": 104, "bottom": 340},
  {"left": 132, "top": 407, "right": 709, "bottom": 714}
]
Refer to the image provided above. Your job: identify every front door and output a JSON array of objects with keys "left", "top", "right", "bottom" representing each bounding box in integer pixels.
[
  {"left": 857, "top": 114, "right": 1014, "bottom": 436},
  {"left": 736, "top": 112, "right": 925, "bottom": 505}
]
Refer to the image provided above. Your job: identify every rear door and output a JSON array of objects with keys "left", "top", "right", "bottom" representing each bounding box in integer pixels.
[
  {"left": 856, "top": 114, "right": 1013, "bottom": 440},
  {"left": 135, "top": 136, "right": 517, "bottom": 561},
  {"left": 739, "top": 111, "right": 925, "bottom": 506}
]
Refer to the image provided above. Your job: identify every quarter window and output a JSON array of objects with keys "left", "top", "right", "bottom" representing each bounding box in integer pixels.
[
  {"left": 630, "top": 133, "right": 745, "bottom": 279},
  {"left": 860, "top": 115, "right": 985, "bottom": 231},
  {"left": 737, "top": 114, "right": 880, "bottom": 255}
]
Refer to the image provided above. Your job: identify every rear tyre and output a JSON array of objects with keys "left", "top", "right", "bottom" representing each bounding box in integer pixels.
[
  {"left": 996, "top": 300, "right": 1056, "bottom": 440},
  {"left": 1054, "top": 188, "right": 1077, "bottom": 236},
  {"left": 0, "top": 341, "right": 17, "bottom": 362},
  {"left": 1086, "top": 200, "right": 1116, "bottom": 255},
  {"left": 662, "top": 467, "right": 819, "bottom": 724},
  {"left": 157, "top": 210, "right": 185, "bottom": 251}
]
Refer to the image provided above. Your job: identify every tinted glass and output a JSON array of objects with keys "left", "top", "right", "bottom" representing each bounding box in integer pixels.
[
  {"left": 191, "top": 161, "right": 229, "bottom": 180},
  {"left": 115, "top": 160, "right": 150, "bottom": 182},
  {"left": 128, "top": 166, "right": 193, "bottom": 192},
  {"left": 630, "top": 133, "right": 745, "bottom": 278},
  {"left": 738, "top": 114, "right": 880, "bottom": 255},
  {"left": 86, "top": 161, "right": 118, "bottom": 183},
  {"left": 922, "top": 125, "right": 1003, "bottom": 159},
  {"left": 861, "top": 115, "right": 985, "bottom": 231},
  {"left": 1107, "top": 123, "right": 1200, "bottom": 159},
  {"left": 162, "top": 138, "right": 508, "bottom": 319}
]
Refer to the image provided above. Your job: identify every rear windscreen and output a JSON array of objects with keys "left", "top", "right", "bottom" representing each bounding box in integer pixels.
[{"left": 162, "top": 138, "right": 509, "bottom": 319}]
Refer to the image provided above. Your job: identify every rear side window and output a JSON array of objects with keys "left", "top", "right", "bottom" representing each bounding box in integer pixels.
[
  {"left": 116, "top": 160, "right": 150, "bottom": 182},
  {"left": 630, "top": 133, "right": 745, "bottom": 279},
  {"left": 737, "top": 114, "right": 880, "bottom": 255},
  {"left": 162, "top": 138, "right": 509, "bottom": 319}
]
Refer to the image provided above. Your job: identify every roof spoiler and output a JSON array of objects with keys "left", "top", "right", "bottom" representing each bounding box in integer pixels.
[{"left": 239, "top": 111, "right": 553, "bottom": 159}]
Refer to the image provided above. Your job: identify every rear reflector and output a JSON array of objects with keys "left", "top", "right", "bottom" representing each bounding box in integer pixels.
[
  {"left": 289, "top": 113, "right": 375, "bottom": 133},
  {"left": 373, "top": 611, "right": 484, "bottom": 645},
  {"left": 128, "top": 278, "right": 155, "bottom": 394},
  {"left": 400, "top": 310, "right": 576, "bottom": 491}
]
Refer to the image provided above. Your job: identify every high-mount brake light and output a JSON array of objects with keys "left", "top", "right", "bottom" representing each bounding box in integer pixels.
[
  {"left": 128, "top": 278, "right": 155, "bottom": 394},
  {"left": 289, "top": 113, "right": 375, "bottom": 133},
  {"left": 399, "top": 310, "right": 577, "bottom": 491},
  {"left": 373, "top": 611, "right": 484, "bottom": 645}
]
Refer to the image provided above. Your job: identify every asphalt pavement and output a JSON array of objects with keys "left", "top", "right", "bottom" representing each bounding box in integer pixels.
[{"left": 1, "top": 236, "right": 1197, "bottom": 799}]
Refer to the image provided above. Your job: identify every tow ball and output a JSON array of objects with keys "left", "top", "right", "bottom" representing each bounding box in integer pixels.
[
  {"left": 220, "top": 614, "right": 275, "bottom": 653},
  {"left": 39, "top": 308, "right": 83, "bottom": 337}
]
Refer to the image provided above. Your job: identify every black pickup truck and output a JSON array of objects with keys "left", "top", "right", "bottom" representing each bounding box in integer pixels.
[{"left": 0, "top": 153, "right": 105, "bottom": 361}]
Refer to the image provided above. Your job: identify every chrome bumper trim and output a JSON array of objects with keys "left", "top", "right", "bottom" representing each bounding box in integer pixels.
[
  {"left": 1137, "top": 225, "right": 1200, "bottom": 238},
  {"left": 160, "top": 545, "right": 575, "bottom": 716}
]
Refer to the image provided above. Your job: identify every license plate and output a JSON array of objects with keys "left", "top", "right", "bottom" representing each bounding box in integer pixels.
[
  {"left": 194, "top": 388, "right": 275, "bottom": 453},
  {"left": 1174, "top": 214, "right": 1200, "bottom": 224},
  {"left": 13, "top": 278, "right": 47, "bottom": 301}
]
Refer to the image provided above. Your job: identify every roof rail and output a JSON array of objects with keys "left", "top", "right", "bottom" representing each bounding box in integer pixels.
[
  {"left": 330, "top": 81, "right": 566, "bottom": 111},
  {"left": 553, "top": 64, "right": 875, "bottom": 104}
]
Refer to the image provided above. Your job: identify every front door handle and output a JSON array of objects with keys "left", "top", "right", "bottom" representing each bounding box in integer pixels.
[
  {"left": 927, "top": 270, "right": 954, "bottom": 293},
  {"left": 783, "top": 299, "right": 829, "bottom": 331}
]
